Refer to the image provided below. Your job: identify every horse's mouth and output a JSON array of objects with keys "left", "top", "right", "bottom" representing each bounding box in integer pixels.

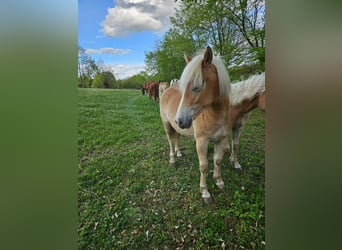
[
  {"left": 176, "top": 117, "right": 192, "bottom": 129},
  {"left": 175, "top": 106, "right": 196, "bottom": 129}
]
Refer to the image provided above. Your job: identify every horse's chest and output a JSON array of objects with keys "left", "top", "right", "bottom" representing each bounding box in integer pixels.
[
  {"left": 194, "top": 123, "right": 228, "bottom": 142},
  {"left": 210, "top": 125, "right": 228, "bottom": 141},
  {"left": 193, "top": 111, "right": 229, "bottom": 141}
]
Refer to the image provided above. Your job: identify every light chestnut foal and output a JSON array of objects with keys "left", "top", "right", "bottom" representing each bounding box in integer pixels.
[{"left": 159, "top": 46, "right": 231, "bottom": 203}]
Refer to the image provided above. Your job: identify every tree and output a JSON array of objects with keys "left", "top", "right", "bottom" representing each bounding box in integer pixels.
[
  {"left": 145, "top": 0, "right": 265, "bottom": 80},
  {"left": 120, "top": 71, "right": 150, "bottom": 89},
  {"left": 225, "top": 0, "right": 265, "bottom": 66},
  {"left": 145, "top": 26, "right": 200, "bottom": 81},
  {"left": 91, "top": 73, "right": 105, "bottom": 88},
  {"left": 145, "top": 50, "right": 159, "bottom": 77},
  {"left": 78, "top": 46, "right": 100, "bottom": 87},
  {"left": 91, "top": 71, "right": 116, "bottom": 89},
  {"left": 102, "top": 71, "right": 116, "bottom": 88}
]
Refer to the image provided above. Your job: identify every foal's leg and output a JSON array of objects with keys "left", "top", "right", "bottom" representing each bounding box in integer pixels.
[
  {"left": 230, "top": 114, "right": 249, "bottom": 170},
  {"left": 214, "top": 138, "right": 229, "bottom": 189},
  {"left": 196, "top": 138, "right": 211, "bottom": 203}
]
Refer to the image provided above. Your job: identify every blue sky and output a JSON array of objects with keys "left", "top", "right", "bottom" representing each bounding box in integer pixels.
[{"left": 78, "top": 0, "right": 180, "bottom": 79}]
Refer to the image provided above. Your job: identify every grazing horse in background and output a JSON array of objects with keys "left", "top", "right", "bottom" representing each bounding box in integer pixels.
[
  {"left": 170, "top": 79, "right": 179, "bottom": 87},
  {"left": 142, "top": 80, "right": 159, "bottom": 101},
  {"left": 148, "top": 80, "right": 159, "bottom": 102},
  {"left": 160, "top": 46, "right": 231, "bottom": 203},
  {"left": 159, "top": 82, "right": 169, "bottom": 97},
  {"left": 229, "top": 73, "right": 265, "bottom": 170},
  {"left": 141, "top": 82, "right": 149, "bottom": 96}
]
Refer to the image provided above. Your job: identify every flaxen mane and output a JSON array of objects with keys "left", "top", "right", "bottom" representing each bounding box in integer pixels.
[{"left": 230, "top": 73, "right": 265, "bottom": 106}]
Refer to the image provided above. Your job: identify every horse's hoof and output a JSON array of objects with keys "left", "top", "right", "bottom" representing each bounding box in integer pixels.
[
  {"left": 235, "top": 166, "right": 243, "bottom": 172},
  {"left": 203, "top": 196, "right": 212, "bottom": 204},
  {"left": 235, "top": 163, "right": 243, "bottom": 171},
  {"left": 216, "top": 183, "right": 225, "bottom": 190},
  {"left": 169, "top": 156, "right": 176, "bottom": 165}
]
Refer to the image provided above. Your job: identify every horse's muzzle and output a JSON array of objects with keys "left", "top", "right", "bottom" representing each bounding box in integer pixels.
[
  {"left": 175, "top": 117, "right": 192, "bottom": 129},
  {"left": 175, "top": 106, "right": 195, "bottom": 129}
]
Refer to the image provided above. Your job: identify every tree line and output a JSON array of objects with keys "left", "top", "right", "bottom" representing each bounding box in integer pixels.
[
  {"left": 78, "top": 47, "right": 113, "bottom": 88},
  {"left": 78, "top": 47, "right": 149, "bottom": 89},
  {"left": 78, "top": 0, "right": 265, "bottom": 88}
]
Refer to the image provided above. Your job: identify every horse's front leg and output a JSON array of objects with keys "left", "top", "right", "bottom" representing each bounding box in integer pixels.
[
  {"left": 196, "top": 138, "right": 210, "bottom": 203},
  {"left": 167, "top": 133, "right": 176, "bottom": 165},
  {"left": 162, "top": 122, "right": 177, "bottom": 165},
  {"left": 174, "top": 132, "right": 182, "bottom": 158},
  {"left": 214, "top": 138, "right": 229, "bottom": 189}
]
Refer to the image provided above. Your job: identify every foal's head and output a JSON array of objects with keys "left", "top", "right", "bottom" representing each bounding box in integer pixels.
[{"left": 175, "top": 46, "right": 231, "bottom": 129}]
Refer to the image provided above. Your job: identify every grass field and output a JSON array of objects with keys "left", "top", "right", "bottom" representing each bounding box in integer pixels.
[{"left": 78, "top": 88, "right": 265, "bottom": 249}]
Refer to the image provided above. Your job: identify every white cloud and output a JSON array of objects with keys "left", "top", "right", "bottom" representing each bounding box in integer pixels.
[
  {"left": 105, "top": 63, "right": 146, "bottom": 79},
  {"left": 102, "top": 0, "right": 180, "bottom": 37},
  {"left": 85, "top": 47, "right": 131, "bottom": 55}
]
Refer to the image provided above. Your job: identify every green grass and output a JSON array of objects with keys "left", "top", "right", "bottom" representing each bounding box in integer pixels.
[{"left": 78, "top": 88, "right": 265, "bottom": 249}]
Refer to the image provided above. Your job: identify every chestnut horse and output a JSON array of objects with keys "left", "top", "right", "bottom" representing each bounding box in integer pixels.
[
  {"left": 149, "top": 81, "right": 159, "bottom": 101},
  {"left": 229, "top": 73, "right": 265, "bottom": 170},
  {"left": 143, "top": 80, "right": 159, "bottom": 101},
  {"left": 160, "top": 46, "right": 231, "bottom": 203},
  {"left": 141, "top": 82, "right": 149, "bottom": 96}
]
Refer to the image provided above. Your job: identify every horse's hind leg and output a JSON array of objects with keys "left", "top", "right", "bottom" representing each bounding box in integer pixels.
[
  {"left": 230, "top": 114, "right": 249, "bottom": 170},
  {"left": 214, "top": 138, "right": 229, "bottom": 190}
]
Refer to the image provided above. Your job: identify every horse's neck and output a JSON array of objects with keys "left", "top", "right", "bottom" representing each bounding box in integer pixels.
[
  {"left": 213, "top": 97, "right": 231, "bottom": 112},
  {"left": 204, "top": 97, "right": 231, "bottom": 123}
]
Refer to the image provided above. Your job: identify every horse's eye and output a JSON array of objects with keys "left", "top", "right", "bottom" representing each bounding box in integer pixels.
[{"left": 192, "top": 86, "right": 201, "bottom": 92}]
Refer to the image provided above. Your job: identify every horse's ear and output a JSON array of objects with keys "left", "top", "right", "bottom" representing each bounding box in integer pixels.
[
  {"left": 203, "top": 46, "right": 213, "bottom": 65},
  {"left": 184, "top": 53, "right": 192, "bottom": 63}
]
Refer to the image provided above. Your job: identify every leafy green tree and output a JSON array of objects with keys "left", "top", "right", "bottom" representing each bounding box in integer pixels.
[
  {"left": 102, "top": 71, "right": 116, "bottom": 88},
  {"left": 91, "top": 73, "right": 105, "bottom": 88},
  {"left": 225, "top": 0, "right": 265, "bottom": 66},
  {"left": 145, "top": 28, "right": 199, "bottom": 81},
  {"left": 91, "top": 71, "right": 116, "bottom": 89},
  {"left": 78, "top": 46, "right": 100, "bottom": 88},
  {"left": 145, "top": 50, "right": 159, "bottom": 77},
  {"left": 120, "top": 71, "right": 150, "bottom": 89},
  {"left": 146, "top": 0, "right": 265, "bottom": 79}
]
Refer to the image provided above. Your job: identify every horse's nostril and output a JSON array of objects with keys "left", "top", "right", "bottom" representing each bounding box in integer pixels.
[{"left": 175, "top": 120, "right": 178, "bottom": 124}]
